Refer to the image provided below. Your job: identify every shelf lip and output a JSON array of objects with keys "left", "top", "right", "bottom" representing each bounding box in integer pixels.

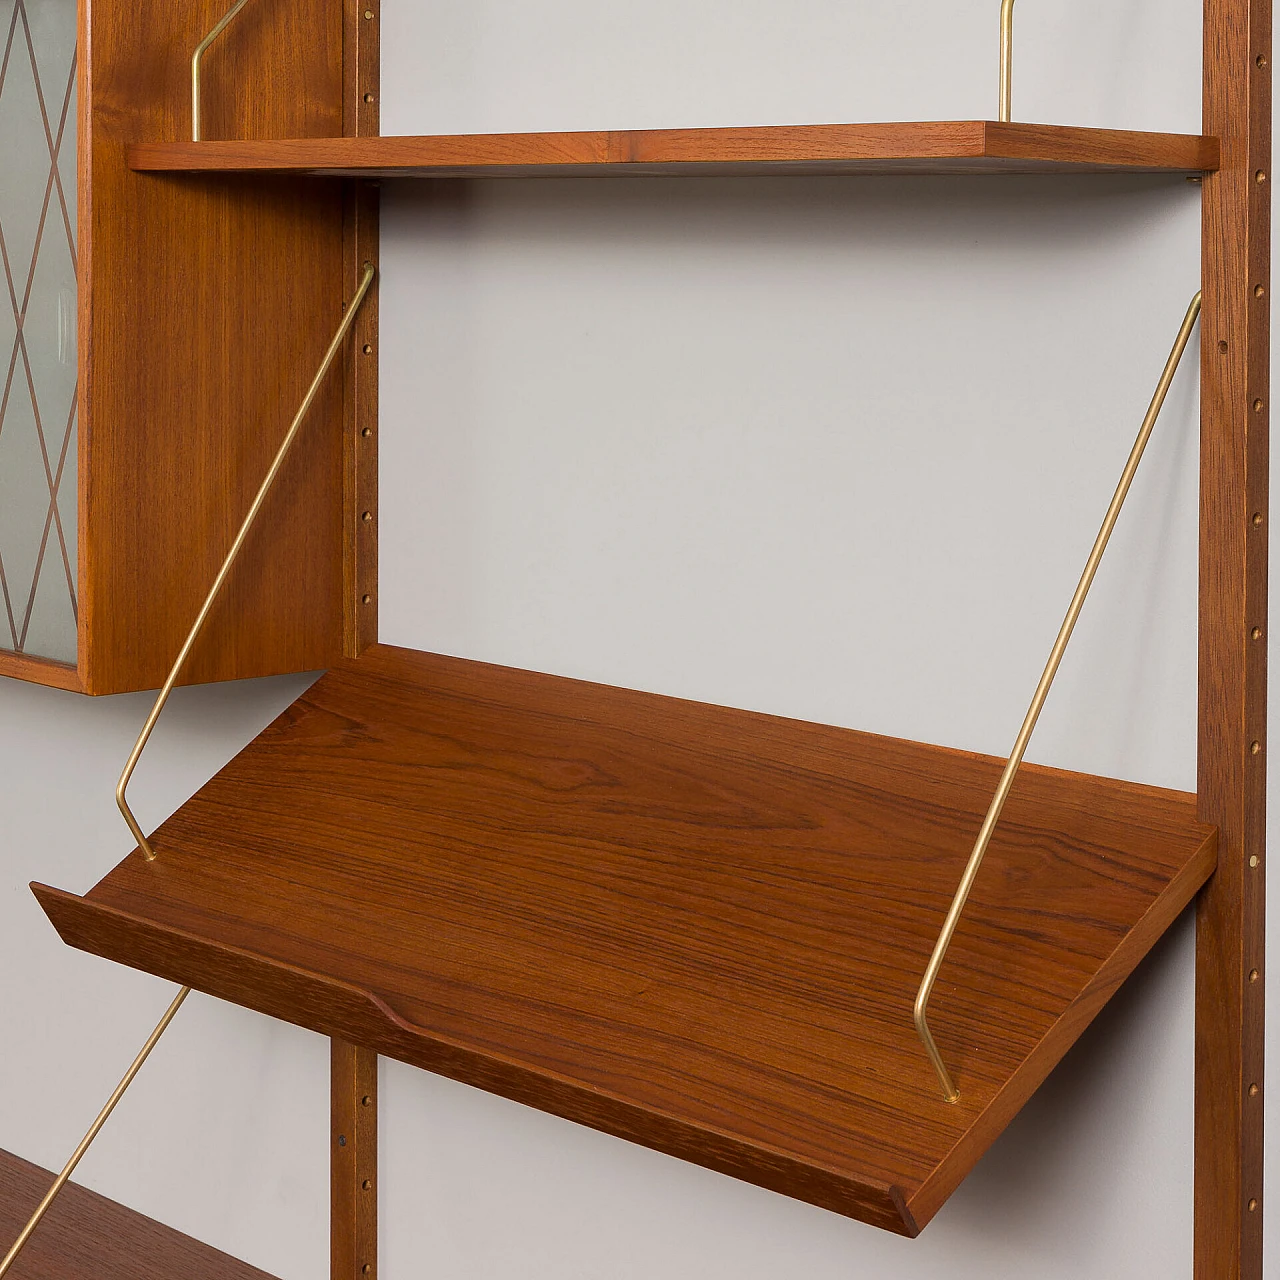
[
  {"left": 32, "top": 645, "right": 1218, "bottom": 1236},
  {"left": 127, "top": 121, "right": 1220, "bottom": 178}
]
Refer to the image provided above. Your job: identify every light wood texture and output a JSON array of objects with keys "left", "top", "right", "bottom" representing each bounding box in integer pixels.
[
  {"left": 127, "top": 121, "right": 1220, "bottom": 180},
  {"left": 33, "top": 645, "right": 1217, "bottom": 1236},
  {"left": 1197, "top": 0, "right": 1271, "bottom": 1275},
  {"left": 0, "top": 1147, "right": 278, "bottom": 1279},
  {"left": 331, "top": 1041, "right": 377, "bottom": 1280}
]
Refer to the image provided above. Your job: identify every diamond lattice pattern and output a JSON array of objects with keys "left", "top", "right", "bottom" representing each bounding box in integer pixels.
[{"left": 0, "top": 0, "right": 77, "bottom": 664}]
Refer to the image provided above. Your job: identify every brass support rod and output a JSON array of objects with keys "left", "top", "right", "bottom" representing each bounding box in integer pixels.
[
  {"left": 913, "top": 290, "right": 1203, "bottom": 1104},
  {"left": 116, "top": 263, "right": 378, "bottom": 861},
  {"left": 999, "top": 0, "right": 1016, "bottom": 122},
  {"left": 0, "top": 986, "right": 191, "bottom": 1279},
  {"left": 192, "top": 0, "right": 254, "bottom": 142}
]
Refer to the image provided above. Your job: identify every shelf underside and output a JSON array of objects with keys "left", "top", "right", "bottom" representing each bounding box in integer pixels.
[
  {"left": 34, "top": 645, "right": 1216, "bottom": 1236},
  {"left": 0, "top": 1149, "right": 277, "bottom": 1279},
  {"left": 128, "top": 121, "right": 1220, "bottom": 179}
]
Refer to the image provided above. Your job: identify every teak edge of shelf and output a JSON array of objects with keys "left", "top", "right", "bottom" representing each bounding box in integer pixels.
[{"left": 126, "top": 120, "right": 1220, "bottom": 178}]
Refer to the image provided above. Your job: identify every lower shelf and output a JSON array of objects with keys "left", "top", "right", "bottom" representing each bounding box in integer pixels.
[
  {"left": 33, "top": 645, "right": 1216, "bottom": 1236},
  {"left": 0, "top": 1149, "right": 276, "bottom": 1279}
]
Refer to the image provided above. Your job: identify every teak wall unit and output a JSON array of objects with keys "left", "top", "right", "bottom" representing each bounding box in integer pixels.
[{"left": 0, "top": 0, "right": 1268, "bottom": 1276}]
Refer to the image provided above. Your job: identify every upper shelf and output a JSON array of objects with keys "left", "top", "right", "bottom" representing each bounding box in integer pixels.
[
  {"left": 34, "top": 644, "right": 1215, "bottom": 1237},
  {"left": 128, "top": 121, "right": 1220, "bottom": 179}
]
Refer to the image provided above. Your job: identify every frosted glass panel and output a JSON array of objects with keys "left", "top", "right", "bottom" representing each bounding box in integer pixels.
[{"left": 0, "top": 0, "right": 77, "bottom": 664}]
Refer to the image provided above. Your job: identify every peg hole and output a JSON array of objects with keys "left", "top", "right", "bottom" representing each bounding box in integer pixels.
[
  {"left": 1253, "top": 512, "right": 1264, "bottom": 526},
  {"left": 1250, "top": 968, "right": 1261, "bottom": 982},
  {"left": 1250, "top": 855, "right": 1261, "bottom": 868},
  {"left": 1251, "top": 741, "right": 1262, "bottom": 755},
  {"left": 362, "top": 511, "right": 373, "bottom": 522},
  {"left": 364, "top": 93, "right": 375, "bottom": 104},
  {"left": 1219, "top": 339, "right": 1229, "bottom": 354},
  {"left": 1250, "top": 1083, "right": 1260, "bottom": 1097},
  {"left": 1258, "top": 170, "right": 1269, "bottom": 184},
  {"left": 363, "top": 1178, "right": 373, "bottom": 1190},
  {"left": 1257, "top": 285, "right": 1267, "bottom": 298},
  {"left": 1255, "top": 398, "right": 1266, "bottom": 413},
  {"left": 363, "top": 343, "right": 374, "bottom": 355},
  {"left": 361, "top": 427, "right": 372, "bottom": 437},
  {"left": 1259, "top": 53, "right": 1269, "bottom": 68},
  {"left": 362, "top": 594, "right": 372, "bottom": 605},
  {"left": 1250, "top": 1199, "right": 1259, "bottom": 1212}
]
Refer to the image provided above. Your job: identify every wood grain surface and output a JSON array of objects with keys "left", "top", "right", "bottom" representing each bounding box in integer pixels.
[
  {"left": 71, "top": 0, "right": 347, "bottom": 693},
  {"left": 0, "top": 1147, "right": 278, "bottom": 1279},
  {"left": 127, "top": 121, "right": 1220, "bottom": 179},
  {"left": 331, "top": 1040, "right": 377, "bottom": 1280},
  {"left": 1197, "top": 0, "right": 1271, "bottom": 1275},
  {"left": 341, "top": 0, "right": 379, "bottom": 659},
  {"left": 0, "top": 651, "right": 82, "bottom": 693},
  {"left": 33, "top": 645, "right": 1217, "bottom": 1235}
]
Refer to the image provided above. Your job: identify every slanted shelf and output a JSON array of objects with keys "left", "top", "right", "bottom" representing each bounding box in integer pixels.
[
  {"left": 126, "top": 120, "right": 1220, "bottom": 179},
  {"left": 34, "top": 644, "right": 1216, "bottom": 1237}
]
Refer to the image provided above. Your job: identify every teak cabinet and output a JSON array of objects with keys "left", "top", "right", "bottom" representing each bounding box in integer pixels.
[
  {"left": 0, "top": 0, "right": 360, "bottom": 695},
  {"left": 0, "top": 0, "right": 1268, "bottom": 1277}
]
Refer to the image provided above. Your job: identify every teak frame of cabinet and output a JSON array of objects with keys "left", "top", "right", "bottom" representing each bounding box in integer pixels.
[{"left": 3, "top": 0, "right": 1268, "bottom": 1276}]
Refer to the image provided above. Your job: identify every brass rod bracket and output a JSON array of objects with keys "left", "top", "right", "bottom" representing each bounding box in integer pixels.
[
  {"left": 116, "top": 263, "right": 378, "bottom": 862},
  {"left": 999, "top": 0, "right": 1016, "bottom": 122},
  {"left": 913, "top": 291, "right": 1203, "bottom": 1104},
  {"left": 192, "top": 0, "right": 254, "bottom": 142},
  {"left": 0, "top": 986, "right": 192, "bottom": 1278}
]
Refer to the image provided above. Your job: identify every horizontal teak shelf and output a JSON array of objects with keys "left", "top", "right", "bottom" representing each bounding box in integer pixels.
[
  {"left": 34, "top": 645, "right": 1216, "bottom": 1235},
  {"left": 128, "top": 121, "right": 1220, "bottom": 178}
]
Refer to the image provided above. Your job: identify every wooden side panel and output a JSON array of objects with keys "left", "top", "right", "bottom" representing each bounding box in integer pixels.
[
  {"left": 331, "top": 1040, "right": 378, "bottom": 1280},
  {"left": 1198, "top": 0, "right": 1271, "bottom": 1275},
  {"left": 80, "top": 0, "right": 347, "bottom": 693},
  {"left": 0, "top": 1147, "right": 280, "bottom": 1279},
  {"left": 342, "top": 0, "right": 379, "bottom": 657}
]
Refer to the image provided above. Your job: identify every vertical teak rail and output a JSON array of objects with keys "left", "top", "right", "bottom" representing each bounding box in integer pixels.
[
  {"left": 1199, "top": 0, "right": 1271, "bottom": 1276},
  {"left": 343, "top": 0, "right": 381, "bottom": 656},
  {"left": 332, "top": 1040, "right": 378, "bottom": 1280}
]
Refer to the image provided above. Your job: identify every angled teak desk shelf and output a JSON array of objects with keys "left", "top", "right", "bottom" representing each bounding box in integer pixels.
[
  {"left": 35, "top": 646, "right": 1220, "bottom": 1236},
  {"left": 2, "top": 0, "right": 1268, "bottom": 1276}
]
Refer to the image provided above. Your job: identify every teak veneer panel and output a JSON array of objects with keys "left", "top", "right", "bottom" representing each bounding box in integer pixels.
[
  {"left": 33, "top": 645, "right": 1217, "bottom": 1235},
  {"left": 0, "top": 1148, "right": 278, "bottom": 1280},
  {"left": 127, "top": 121, "right": 1220, "bottom": 179}
]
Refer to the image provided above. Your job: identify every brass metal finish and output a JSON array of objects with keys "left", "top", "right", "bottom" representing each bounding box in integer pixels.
[
  {"left": 116, "top": 264, "right": 378, "bottom": 861},
  {"left": 0, "top": 986, "right": 191, "bottom": 1278},
  {"left": 999, "top": 0, "right": 1016, "bottom": 122},
  {"left": 192, "top": 0, "right": 254, "bottom": 141},
  {"left": 913, "top": 291, "right": 1204, "bottom": 1103}
]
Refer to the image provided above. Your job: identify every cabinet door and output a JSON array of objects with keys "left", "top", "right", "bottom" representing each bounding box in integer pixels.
[{"left": 0, "top": 0, "right": 77, "bottom": 664}]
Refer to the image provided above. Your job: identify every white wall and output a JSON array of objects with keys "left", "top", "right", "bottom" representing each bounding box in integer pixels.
[{"left": 0, "top": 1, "right": 1272, "bottom": 1278}]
